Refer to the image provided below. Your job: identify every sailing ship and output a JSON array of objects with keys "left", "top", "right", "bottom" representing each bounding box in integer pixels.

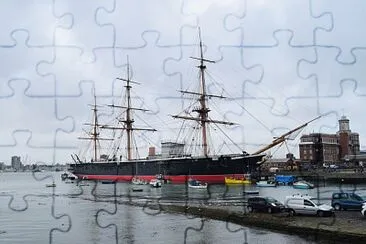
[{"left": 68, "top": 30, "right": 318, "bottom": 184}]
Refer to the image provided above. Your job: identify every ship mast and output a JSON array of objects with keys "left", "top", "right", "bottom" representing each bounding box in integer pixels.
[
  {"left": 103, "top": 57, "right": 156, "bottom": 160},
  {"left": 125, "top": 58, "right": 133, "bottom": 160},
  {"left": 78, "top": 94, "right": 113, "bottom": 161},
  {"left": 92, "top": 95, "right": 98, "bottom": 161},
  {"left": 172, "top": 28, "right": 234, "bottom": 157},
  {"left": 197, "top": 29, "right": 209, "bottom": 156}
]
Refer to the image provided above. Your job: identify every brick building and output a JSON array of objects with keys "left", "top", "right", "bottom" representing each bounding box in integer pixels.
[
  {"left": 299, "top": 116, "right": 360, "bottom": 165},
  {"left": 336, "top": 116, "right": 360, "bottom": 157},
  {"left": 299, "top": 133, "right": 339, "bottom": 164}
]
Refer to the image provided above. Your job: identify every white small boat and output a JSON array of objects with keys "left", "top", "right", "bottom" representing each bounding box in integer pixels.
[
  {"left": 293, "top": 180, "right": 314, "bottom": 189},
  {"left": 61, "top": 172, "right": 78, "bottom": 181},
  {"left": 149, "top": 179, "right": 162, "bottom": 188},
  {"left": 188, "top": 179, "right": 208, "bottom": 189},
  {"left": 131, "top": 177, "right": 148, "bottom": 185},
  {"left": 256, "top": 180, "right": 277, "bottom": 187}
]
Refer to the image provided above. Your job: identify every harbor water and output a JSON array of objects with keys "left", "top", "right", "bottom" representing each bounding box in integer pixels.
[{"left": 1, "top": 172, "right": 365, "bottom": 244}]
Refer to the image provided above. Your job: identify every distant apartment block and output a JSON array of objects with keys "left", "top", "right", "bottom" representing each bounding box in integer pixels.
[
  {"left": 0, "top": 162, "right": 5, "bottom": 170},
  {"left": 299, "top": 116, "right": 360, "bottom": 165},
  {"left": 11, "top": 156, "right": 22, "bottom": 171}
]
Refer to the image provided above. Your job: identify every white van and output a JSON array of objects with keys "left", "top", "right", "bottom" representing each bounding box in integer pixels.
[{"left": 284, "top": 194, "right": 334, "bottom": 217}]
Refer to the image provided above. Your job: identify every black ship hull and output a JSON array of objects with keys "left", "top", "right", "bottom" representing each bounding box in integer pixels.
[{"left": 69, "top": 154, "right": 264, "bottom": 183}]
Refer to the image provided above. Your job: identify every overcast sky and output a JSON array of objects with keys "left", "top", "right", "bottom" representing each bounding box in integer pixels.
[{"left": 1, "top": 0, "right": 365, "bottom": 165}]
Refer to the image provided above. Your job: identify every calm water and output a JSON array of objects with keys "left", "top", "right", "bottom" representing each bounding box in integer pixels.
[{"left": 0, "top": 172, "right": 365, "bottom": 244}]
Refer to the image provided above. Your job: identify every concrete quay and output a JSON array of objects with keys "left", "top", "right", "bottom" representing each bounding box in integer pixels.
[
  {"left": 263, "top": 169, "right": 366, "bottom": 184},
  {"left": 153, "top": 203, "right": 366, "bottom": 243},
  {"left": 91, "top": 189, "right": 366, "bottom": 242}
]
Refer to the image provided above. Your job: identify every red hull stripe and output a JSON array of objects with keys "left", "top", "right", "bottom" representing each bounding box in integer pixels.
[{"left": 76, "top": 174, "right": 248, "bottom": 184}]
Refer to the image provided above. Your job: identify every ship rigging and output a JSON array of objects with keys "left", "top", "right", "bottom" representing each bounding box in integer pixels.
[{"left": 172, "top": 28, "right": 235, "bottom": 157}]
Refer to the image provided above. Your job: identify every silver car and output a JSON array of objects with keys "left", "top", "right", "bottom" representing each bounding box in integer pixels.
[{"left": 284, "top": 194, "right": 334, "bottom": 217}]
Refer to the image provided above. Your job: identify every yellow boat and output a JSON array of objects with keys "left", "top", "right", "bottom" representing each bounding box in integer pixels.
[{"left": 225, "top": 177, "right": 251, "bottom": 184}]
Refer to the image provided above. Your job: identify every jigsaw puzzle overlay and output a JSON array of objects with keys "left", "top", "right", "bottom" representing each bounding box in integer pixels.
[{"left": 1, "top": 0, "right": 366, "bottom": 243}]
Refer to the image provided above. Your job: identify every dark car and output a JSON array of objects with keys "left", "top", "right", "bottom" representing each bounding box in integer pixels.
[
  {"left": 247, "top": 196, "right": 285, "bottom": 213},
  {"left": 331, "top": 192, "right": 366, "bottom": 211}
]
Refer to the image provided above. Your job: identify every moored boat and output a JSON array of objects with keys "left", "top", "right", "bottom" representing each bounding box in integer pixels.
[
  {"left": 293, "top": 180, "right": 314, "bottom": 189},
  {"left": 225, "top": 176, "right": 251, "bottom": 185},
  {"left": 131, "top": 177, "right": 148, "bottom": 185},
  {"left": 275, "top": 175, "right": 296, "bottom": 186},
  {"left": 149, "top": 179, "right": 162, "bottom": 188},
  {"left": 61, "top": 172, "right": 78, "bottom": 181},
  {"left": 61, "top": 172, "right": 68, "bottom": 181},
  {"left": 188, "top": 179, "right": 208, "bottom": 189},
  {"left": 256, "top": 180, "right": 277, "bottom": 187}
]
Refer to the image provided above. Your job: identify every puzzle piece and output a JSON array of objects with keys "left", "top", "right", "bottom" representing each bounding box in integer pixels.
[
  {"left": 312, "top": 0, "right": 366, "bottom": 62},
  {"left": 96, "top": 0, "right": 197, "bottom": 48},
  {"left": 284, "top": 96, "right": 340, "bottom": 132},
  {"left": 96, "top": 182, "right": 253, "bottom": 243},
  {"left": 164, "top": 44, "right": 262, "bottom": 104},
  {"left": 163, "top": 44, "right": 263, "bottom": 153},
  {"left": 0, "top": 171, "right": 70, "bottom": 244},
  {"left": 0, "top": 171, "right": 55, "bottom": 206},
  {"left": 0, "top": 31, "right": 55, "bottom": 97},
  {"left": 299, "top": 46, "right": 366, "bottom": 97},
  {"left": 0, "top": 0, "right": 61, "bottom": 46},
  {"left": 0, "top": 81, "right": 73, "bottom": 163},
  {"left": 241, "top": 31, "right": 318, "bottom": 116},
  {"left": 37, "top": 47, "right": 122, "bottom": 97},
  {"left": 116, "top": 32, "right": 181, "bottom": 115},
  {"left": 0, "top": 194, "right": 70, "bottom": 243},
  {"left": 289, "top": 80, "right": 366, "bottom": 137},
  {"left": 316, "top": 82, "right": 366, "bottom": 141},
  {"left": 225, "top": 0, "right": 331, "bottom": 46},
  {"left": 53, "top": 0, "right": 114, "bottom": 59},
  {"left": 182, "top": 0, "right": 245, "bottom": 61},
  {"left": 54, "top": 83, "right": 117, "bottom": 160},
  {"left": 56, "top": 180, "right": 119, "bottom": 244}
]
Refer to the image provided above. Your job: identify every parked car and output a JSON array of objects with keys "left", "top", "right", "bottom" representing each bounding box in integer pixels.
[
  {"left": 331, "top": 192, "right": 366, "bottom": 210},
  {"left": 284, "top": 194, "right": 334, "bottom": 217},
  {"left": 361, "top": 203, "right": 366, "bottom": 217},
  {"left": 323, "top": 163, "right": 339, "bottom": 169},
  {"left": 247, "top": 196, "right": 285, "bottom": 213}
]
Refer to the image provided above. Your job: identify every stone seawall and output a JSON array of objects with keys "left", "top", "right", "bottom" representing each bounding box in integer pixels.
[{"left": 153, "top": 203, "right": 366, "bottom": 243}]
